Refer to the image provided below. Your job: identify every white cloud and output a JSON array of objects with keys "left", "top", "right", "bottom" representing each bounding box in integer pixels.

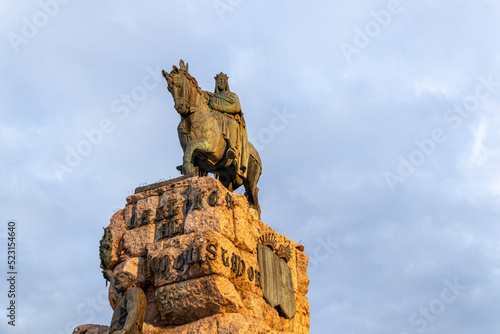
[{"left": 469, "top": 119, "right": 489, "bottom": 167}]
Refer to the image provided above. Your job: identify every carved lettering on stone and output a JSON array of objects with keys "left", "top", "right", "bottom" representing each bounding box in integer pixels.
[
  {"left": 205, "top": 243, "right": 218, "bottom": 260},
  {"left": 247, "top": 266, "right": 255, "bottom": 281},
  {"left": 231, "top": 253, "right": 239, "bottom": 272},
  {"left": 129, "top": 212, "right": 137, "bottom": 229},
  {"left": 225, "top": 192, "right": 233, "bottom": 210},
  {"left": 208, "top": 189, "right": 219, "bottom": 207},
  {"left": 138, "top": 209, "right": 150, "bottom": 227},
  {"left": 149, "top": 256, "right": 171, "bottom": 275},
  {"left": 193, "top": 193, "right": 203, "bottom": 210},
  {"left": 155, "top": 206, "right": 164, "bottom": 222},
  {"left": 221, "top": 247, "right": 229, "bottom": 267},
  {"left": 157, "top": 219, "right": 182, "bottom": 241},
  {"left": 237, "top": 258, "right": 246, "bottom": 277},
  {"left": 166, "top": 201, "right": 178, "bottom": 217},
  {"left": 174, "top": 246, "right": 200, "bottom": 270}
]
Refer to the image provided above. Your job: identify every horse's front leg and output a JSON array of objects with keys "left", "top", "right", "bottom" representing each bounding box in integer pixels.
[{"left": 182, "top": 139, "right": 211, "bottom": 174}]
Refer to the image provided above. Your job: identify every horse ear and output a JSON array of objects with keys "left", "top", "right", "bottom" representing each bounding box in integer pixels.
[
  {"left": 179, "top": 59, "right": 189, "bottom": 72},
  {"left": 162, "top": 69, "right": 168, "bottom": 79}
]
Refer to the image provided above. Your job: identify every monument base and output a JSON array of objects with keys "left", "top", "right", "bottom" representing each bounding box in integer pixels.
[
  {"left": 75, "top": 313, "right": 304, "bottom": 334},
  {"left": 74, "top": 176, "right": 310, "bottom": 334}
]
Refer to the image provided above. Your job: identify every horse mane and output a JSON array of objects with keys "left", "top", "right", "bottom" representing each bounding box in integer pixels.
[{"left": 172, "top": 67, "right": 208, "bottom": 105}]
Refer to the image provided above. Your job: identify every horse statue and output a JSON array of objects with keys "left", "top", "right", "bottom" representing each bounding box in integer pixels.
[{"left": 162, "top": 60, "right": 262, "bottom": 216}]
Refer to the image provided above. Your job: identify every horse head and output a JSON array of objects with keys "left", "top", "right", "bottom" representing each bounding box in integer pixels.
[{"left": 162, "top": 60, "right": 207, "bottom": 116}]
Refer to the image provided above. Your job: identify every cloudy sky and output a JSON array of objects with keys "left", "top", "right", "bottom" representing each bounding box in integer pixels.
[{"left": 2, "top": 1, "right": 500, "bottom": 333}]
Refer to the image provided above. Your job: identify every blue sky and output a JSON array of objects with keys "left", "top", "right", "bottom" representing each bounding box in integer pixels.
[{"left": 2, "top": 1, "right": 500, "bottom": 333}]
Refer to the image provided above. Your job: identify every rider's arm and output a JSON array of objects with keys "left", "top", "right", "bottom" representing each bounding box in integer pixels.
[{"left": 214, "top": 94, "right": 241, "bottom": 114}]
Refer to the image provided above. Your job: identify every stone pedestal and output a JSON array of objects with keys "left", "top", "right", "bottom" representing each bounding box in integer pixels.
[{"left": 74, "top": 176, "right": 310, "bottom": 334}]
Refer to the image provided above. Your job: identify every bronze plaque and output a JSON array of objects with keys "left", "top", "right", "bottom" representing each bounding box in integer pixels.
[{"left": 257, "top": 244, "right": 296, "bottom": 319}]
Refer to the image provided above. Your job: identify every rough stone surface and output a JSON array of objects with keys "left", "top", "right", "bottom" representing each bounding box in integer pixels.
[
  {"left": 74, "top": 313, "right": 309, "bottom": 334},
  {"left": 155, "top": 275, "right": 244, "bottom": 325},
  {"left": 122, "top": 224, "right": 156, "bottom": 258},
  {"left": 75, "top": 176, "right": 310, "bottom": 333},
  {"left": 73, "top": 324, "right": 109, "bottom": 334}
]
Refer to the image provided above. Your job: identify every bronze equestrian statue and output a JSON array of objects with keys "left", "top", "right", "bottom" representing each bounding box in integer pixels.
[{"left": 162, "top": 60, "right": 262, "bottom": 216}]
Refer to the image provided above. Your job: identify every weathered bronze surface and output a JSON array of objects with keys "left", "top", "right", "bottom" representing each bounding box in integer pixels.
[
  {"left": 206, "top": 72, "right": 249, "bottom": 180},
  {"left": 99, "top": 228, "right": 113, "bottom": 270},
  {"left": 257, "top": 243, "right": 297, "bottom": 319},
  {"left": 105, "top": 270, "right": 147, "bottom": 334},
  {"left": 162, "top": 60, "right": 262, "bottom": 216}
]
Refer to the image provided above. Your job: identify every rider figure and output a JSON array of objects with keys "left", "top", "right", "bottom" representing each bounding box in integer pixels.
[{"left": 206, "top": 72, "right": 249, "bottom": 179}]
